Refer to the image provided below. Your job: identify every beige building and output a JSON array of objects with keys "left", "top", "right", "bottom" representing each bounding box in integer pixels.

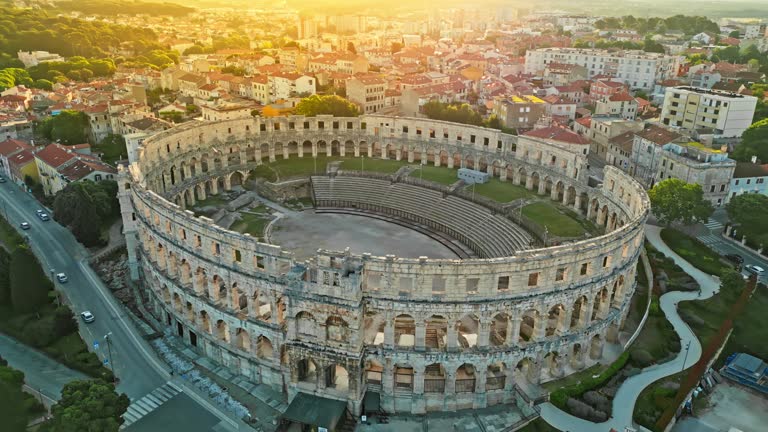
[
  {"left": 35, "top": 143, "right": 116, "bottom": 196},
  {"left": 492, "top": 95, "right": 547, "bottom": 131},
  {"left": 346, "top": 76, "right": 387, "bottom": 114},
  {"left": 660, "top": 86, "right": 758, "bottom": 138},
  {"left": 656, "top": 142, "right": 736, "bottom": 206}
]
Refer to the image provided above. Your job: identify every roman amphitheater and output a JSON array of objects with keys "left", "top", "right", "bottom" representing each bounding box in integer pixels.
[{"left": 118, "top": 114, "right": 649, "bottom": 421}]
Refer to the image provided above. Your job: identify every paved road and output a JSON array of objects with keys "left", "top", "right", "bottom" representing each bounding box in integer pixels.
[
  {"left": 0, "top": 183, "right": 236, "bottom": 431},
  {"left": 539, "top": 224, "right": 721, "bottom": 432},
  {"left": 0, "top": 333, "right": 87, "bottom": 405},
  {"left": 695, "top": 213, "right": 768, "bottom": 280}
]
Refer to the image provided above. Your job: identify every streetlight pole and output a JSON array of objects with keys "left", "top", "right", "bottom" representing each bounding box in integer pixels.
[
  {"left": 104, "top": 332, "right": 115, "bottom": 383},
  {"left": 681, "top": 340, "right": 691, "bottom": 372}
]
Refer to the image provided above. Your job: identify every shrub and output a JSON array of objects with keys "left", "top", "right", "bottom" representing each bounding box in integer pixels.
[
  {"left": 630, "top": 349, "right": 655, "bottom": 367},
  {"left": 550, "top": 351, "right": 630, "bottom": 410}
]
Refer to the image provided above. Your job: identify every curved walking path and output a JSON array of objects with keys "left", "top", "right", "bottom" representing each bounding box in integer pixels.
[{"left": 539, "top": 224, "right": 720, "bottom": 432}]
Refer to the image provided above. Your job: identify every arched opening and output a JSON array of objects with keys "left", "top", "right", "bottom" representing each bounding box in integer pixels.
[
  {"left": 215, "top": 319, "right": 229, "bottom": 342},
  {"left": 546, "top": 304, "right": 567, "bottom": 337},
  {"left": 255, "top": 291, "right": 272, "bottom": 321},
  {"left": 199, "top": 310, "right": 212, "bottom": 334},
  {"left": 172, "top": 292, "right": 182, "bottom": 313},
  {"left": 260, "top": 143, "right": 270, "bottom": 161},
  {"left": 490, "top": 313, "right": 509, "bottom": 346},
  {"left": 455, "top": 364, "right": 476, "bottom": 393},
  {"left": 211, "top": 275, "right": 226, "bottom": 302},
  {"left": 486, "top": 362, "right": 507, "bottom": 391},
  {"left": 297, "top": 358, "right": 317, "bottom": 383},
  {"left": 256, "top": 335, "right": 273, "bottom": 359},
  {"left": 571, "top": 343, "right": 585, "bottom": 369},
  {"left": 590, "top": 334, "right": 603, "bottom": 359},
  {"left": 425, "top": 315, "right": 448, "bottom": 350},
  {"left": 302, "top": 140, "right": 313, "bottom": 156},
  {"left": 287, "top": 141, "right": 298, "bottom": 155},
  {"left": 544, "top": 351, "right": 562, "bottom": 378},
  {"left": 189, "top": 158, "right": 198, "bottom": 176},
  {"left": 229, "top": 171, "right": 244, "bottom": 187},
  {"left": 344, "top": 140, "right": 355, "bottom": 155},
  {"left": 515, "top": 357, "right": 537, "bottom": 383},
  {"left": 185, "top": 301, "right": 195, "bottom": 323},
  {"left": 330, "top": 140, "right": 340, "bottom": 156},
  {"left": 161, "top": 285, "right": 171, "bottom": 304},
  {"left": 200, "top": 155, "right": 209, "bottom": 172},
  {"left": 424, "top": 363, "right": 446, "bottom": 393},
  {"left": 170, "top": 166, "right": 177, "bottom": 185},
  {"left": 530, "top": 172, "right": 540, "bottom": 191},
  {"left": 394, "top": 314, "right": 415, "bottom": 348},
  {"left": 273, "top": 142, "right": 284, "bottom": 159},
  {"left": 456, "top": 314, "right": 480, "bottom": 349},
  {"left": 592, "top": 287, "right": 609, "bottom": 321},
  {"left": 520, "top": 309, "right": 539, "bottom": 342},
  {"left": 195, "top": 268, "right": 208, "bottom": 296},
  {"left": 326, "top": 316, "right": 349, "bottom": 342},
  {"left": 325, "top": 364, "right": 349, "bottom": 391},
  {"left": 234, "top": 286, "right": 248, "bottom": 312},
  {"left": 571, "top": 295, "right": 588, "bottom": 329}
]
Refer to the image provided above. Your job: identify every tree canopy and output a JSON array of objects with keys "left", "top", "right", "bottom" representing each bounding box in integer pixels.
[
  {"left": 37, "top": 110, "right": 89, "bottom": 144},
  {"left": 422, "top": 101, "right": 484, "bottom": 126},
  {"left": 593, "top": 15, "right": 718, "bottom": 36},
  {"left": 53, "top": 180, "right": 119, "bottom": 246},
  {"left": 732, "top": 118, "right": 768, "bottom": 162},
  {"left": 55, "top": 0, "right": 193, "bottom": 17},
  {"left": 726, "top": 193, "right": 768, "bottom": 233},
  {"left": 47, "top": 379, "right": 130, "bottom": 432},
  {"left": 648, "top": 178, "right": 713, "bottom": 225},
  {"left": 0, "top": 363, "right": 39, "bottom": 432},
  {"left": 294, "top": 94, "right": 360, "bottom": 117},
  {"left": 9, "top": 246, "right": 53, "bottom": 313}
]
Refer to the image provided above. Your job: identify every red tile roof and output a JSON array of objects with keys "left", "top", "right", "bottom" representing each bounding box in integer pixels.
[
  {"left": 524, "top": 126, "right": 591, "bottom": 145},
  {"left": 35, "top": 144, "right": 76, "bottom": 168},
  {"left": 0, "top": 139, "right": 32, "bottom": 156}
]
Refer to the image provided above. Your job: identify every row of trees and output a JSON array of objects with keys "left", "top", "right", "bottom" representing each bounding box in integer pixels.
[
  {"left": 294, "top": 94, "right": 360, "bottom": 117},
  {"left": 0, "top": 356, "right": 46, "bottom": 432},
  {"left": 593, "top": 15, "right": 719, "bottom": 36},
  {"left": 421, "top": 101, "right": 516, "bottom": 134},
  {"left": 55, "top": 0, "right": 193, "bottom": 17},
  {"left": 573, "top": 37, "right": 665, "bottom": 54}
]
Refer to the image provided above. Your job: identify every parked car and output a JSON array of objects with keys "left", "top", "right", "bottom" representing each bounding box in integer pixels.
[
  {"left": 745, "top": 265, "right": 765, "bottom": 276},
  {"left": 56, "top": 273, "right": 68, "bottom": 283},
  {"left": 80, "top": 311, "right": 95, "bottom": 323},
  {"left": 724, "top": 254, "right": 744, "bottom": 270},
  {"left": 20, "top": 222, "right": 30, "bottom": 230}
]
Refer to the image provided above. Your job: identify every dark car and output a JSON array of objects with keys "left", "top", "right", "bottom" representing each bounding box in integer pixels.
[{"left": 724, "top": 254, "right": 744, "bottom": 270}]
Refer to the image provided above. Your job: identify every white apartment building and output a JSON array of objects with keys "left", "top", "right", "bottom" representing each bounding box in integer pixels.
[
  {"left": 660, "top": 86, "right": 758, "bottom": 138},
  {"left": 17, "top": 50, "right": 64, "bottom": 67},
  {"left": 268, "top": 73, "right": 316, "bottom": 101},
  {"left": 524, "top": 48, "right": 682, "bottom": 90}
]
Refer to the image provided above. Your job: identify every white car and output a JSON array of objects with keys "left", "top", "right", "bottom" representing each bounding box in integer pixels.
[
  {"left": 56, "top": 273, "right": 68, "bottom": 283},
  {"left": 38, "top": 212, "right": 50, "bottom": 221},
  {"left": 80, "top": 311, "right": 95, "bottom": 323},
  {"left": 20, "top": 222, "right": 30, "bottom": 230},
  {"left": 745, "top": 265, "right": 765, "bottom": 276}
]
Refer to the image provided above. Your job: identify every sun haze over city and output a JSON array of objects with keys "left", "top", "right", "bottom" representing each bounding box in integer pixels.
[{"left": 1, "top": 1, "right": 768, "bottom": 432}]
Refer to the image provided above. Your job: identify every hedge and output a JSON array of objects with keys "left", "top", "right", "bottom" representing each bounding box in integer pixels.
[{"left": 550, "top": 351, "right": 630, "bottom": 409}]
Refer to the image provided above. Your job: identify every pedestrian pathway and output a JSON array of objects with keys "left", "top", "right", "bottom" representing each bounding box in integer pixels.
[
  {"left": 121, "top": 381, "right": 182, "bottom": 429},
  {"left": 0, "top": 333, "right": 88, "bottom": 403},
  {"left": 538, "top": 224, "right": 720, "bottom": 431}
]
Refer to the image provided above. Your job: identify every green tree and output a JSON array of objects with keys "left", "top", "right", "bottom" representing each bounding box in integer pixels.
[
  {"left": 719, "top": 268, "right": 746, "bottom": 293},
  {"left": 294, "top": 94, "right": 360, "bottom": 117},
  {"left": 648, "top": 178, "right": 713, "bottom": 225},
  {"left": 47, "top": 379, "right": 130, "bottom": 432},
  {"left": 0, "top": 380, "right": 28, "bottom": 432},
  {"left": 9, "top": 246, "right": 53, "bottom": 313},
  {"left": 732, "top": 118, "right": 768, "bottom": 162},
  {"left": 52, "top": 181, "right": 117, "bottom": 246},
  {"left": 33, "top": 78, "right": 53, "bottom": 90},
  {"left": 728, "top": 30, "right": 741, "bottom": 38},
  {"left": 726, "top": 193, "right": 768, "bottom": 233},
  {"left": 38, "top": 110, "right": 89, "bottom": 144},
  {"left": 0, "top": 247, "right": 10, "bottom": 305}
]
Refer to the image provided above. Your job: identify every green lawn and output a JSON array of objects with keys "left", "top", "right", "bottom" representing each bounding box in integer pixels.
[
  {"left": 92, "top": 140, "right": 127, "bottom": 165},
  {"left": 407, "top": 165, "right": 460, "bottom": 185},
  {"left": 634, "top": 371, "right": 686, "bottom": 431},
  {"left": 660, "top": 228, "right": 731, "bottom": 276},
  {"left": 522, "top": 202, "right": 588, "bottom": 238},
  {"left": 229, "top": 208, "right": 272, "bottom": 240},
  {"left": 340, "top": 157, "right": 408, "bottom": 174},
  {"left": 518, "top": 418, "right": 560, "bottom": 432},
  {"left": 472, "top": 178, "right": 535, "bottom": 202}
]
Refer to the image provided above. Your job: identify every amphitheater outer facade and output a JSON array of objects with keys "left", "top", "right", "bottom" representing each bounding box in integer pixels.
[{"left": 118, "top": 114, "right": 649, "bottom": 417}]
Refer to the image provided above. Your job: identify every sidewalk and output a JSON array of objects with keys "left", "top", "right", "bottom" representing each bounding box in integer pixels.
[
  {"left": 0, "top": 332, "right": 88, "bottom": 403},
  {"left": 539, "top": 224, "right": 721, "bottom": 432}
]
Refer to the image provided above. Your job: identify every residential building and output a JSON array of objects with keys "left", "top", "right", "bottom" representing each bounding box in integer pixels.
[
  {"left": 83, "top": 104, "right": 112, "bottom": 143},
  {"left": 727, "top": 161, "right": 768, "bottom": 202},
  {"left": 400, "top": 82, "right": 468, "bottom": 117},
  {"left": 656, "top": 142, "right": 736, "bottom": 206},
  {"left": 630, "top": 124, "right": 682, "bottom": 186},
  {"left": 744, "top": 24, "right": 767, "bottom": 40},
  {"left": 201, "top": 102, "right": 259, "bottom": 121},
  {"left": 541, "top": 95, "right": 577, "bottom": 121},
  {"left": 660, "top": 86, "right": 758, "bottom": 137},
  {"left": 0, "top": 138, "right": 33, "bottom": 181},
  {"left": 35, "top": 143, "right": 116, "bottom": 196},
  {"left": 607, "top": 131, "right": 635, "bottom": 174},
  {"left": 583, "top": 117, "right": 644, "bottom": 159},
  {"left": 7, "top": 148, "right": 39, "bottom": 186},
  {"left": 268, "top": 73, "right": 316, "bottom": 102},
  {"left": 594, "top": 92, "right": 638, "bottom": 120},
  {"left": 689, "top": 70, "right": 721, "bottom": 89},
  {"left": 346, "top": 76, "right": 387, "bottom": 114},
  {"left": 589, "top": 80, "right": 629, "bottom": 103},
  {"left": 542, "top": 63, "right": 588, "bottom": 87},
  {"left": 492, "top": 95, "right": 547, "bottom": 131},
  {"left": 524, "top": 48, "right": 682, "bottom": 90},
  {"left": 17, "top": 50, "right": 64, "bottom": 67}
]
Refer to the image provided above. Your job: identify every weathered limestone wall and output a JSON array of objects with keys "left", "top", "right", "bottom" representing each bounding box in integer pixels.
[{"left": 117, "top": 115, "right": 649, "bottom": 416}]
